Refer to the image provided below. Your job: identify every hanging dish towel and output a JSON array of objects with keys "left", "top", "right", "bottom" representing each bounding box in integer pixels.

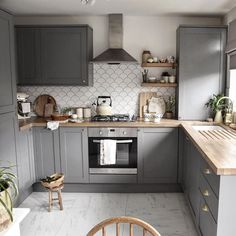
[
  {"left": 100, "top": 139, "right": 117, "bottom": 165},
  {"left": 47, "top": 121, "right": 59, "bottom": 131}
]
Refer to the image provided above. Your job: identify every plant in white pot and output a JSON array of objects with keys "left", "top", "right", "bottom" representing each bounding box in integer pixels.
[
  {"left": 0, "top": 163, "right": 18, "bottom": 231},
  {"left": 205, "top": 94, "right": 225, "bottom": 122}
]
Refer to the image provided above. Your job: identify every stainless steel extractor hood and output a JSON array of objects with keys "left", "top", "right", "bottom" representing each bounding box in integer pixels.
[{"left": 92, "top": 14, "right": 137, "bottom": 64}]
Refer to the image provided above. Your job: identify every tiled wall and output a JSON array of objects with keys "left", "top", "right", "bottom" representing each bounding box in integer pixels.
[{"left": 18, "top": 64, "right": 175, "bottom": 116}]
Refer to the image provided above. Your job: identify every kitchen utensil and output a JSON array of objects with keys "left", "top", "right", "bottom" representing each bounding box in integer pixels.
[
  {"left": 96, "top": 96, "right": 112, "bottom": 116},
  {"left": 142, "top": 69, "right": 148, "bottom": 82},
  {"left": 34, "top": 95, "right": 57, "bottom": 117},
  {"left": 148, "top": 96, "right": 166, "bottom": 114},
  {"left": 144, "top": 113, "right": 152, "bottom": 122},
  {"left": 153, "top": 113, "right": 163, "bottom": 123},
  {"left": 44, "top": 97, "right": 55, "bottom": 118},
  {"left": 139, "top": 92, "right": 157, "bottom": 118},
  {"left": 148, "top": 77, "right": 156, "bottom": 83}
]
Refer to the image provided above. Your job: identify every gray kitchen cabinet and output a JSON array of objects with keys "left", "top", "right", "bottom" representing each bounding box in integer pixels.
[
  {"left": 15, "top": 28, "right": 41, "bottom": 85},
  {"left": 138, "top": 128, "right": 178, "bottom": 183},
  {"left": 16, "top": 128, "right": 35, "bottom": 204},
  {"left": 33, "top": 127, "right": 60, "bottom": 181},
  {"left": 0, "top": 10, "right": 16, "bottom": 114},
  {"left": 15, "top": 26, "right": 93, "bottom": 86},
  {"left": 0, "top": 112, "right": 17, "bottom": 170},
  {"left": 182, "top": 133, "right": 201, "bottom": 222},
  {"left": 59, "top": 127, "right": 89, "bottom": 183},
  {"left": 177, "top": 26, "right": 227, "bottom": 120}
]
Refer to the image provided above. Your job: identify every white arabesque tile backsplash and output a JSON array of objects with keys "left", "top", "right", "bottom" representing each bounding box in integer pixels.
[{"left": 18, "top": 64, "right": 175, "bottom": 116}]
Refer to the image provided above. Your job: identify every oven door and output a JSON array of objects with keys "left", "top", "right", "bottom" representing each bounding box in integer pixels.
[{"left": 88, "top": 137, "right": 137, "bottom": 175}]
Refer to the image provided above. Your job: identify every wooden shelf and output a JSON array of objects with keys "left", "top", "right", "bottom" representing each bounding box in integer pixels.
[
  {"left": 141, "top": 62, "right": 177, "bottom": 68},
  {"left": 141, "top": 82, "right": 177, "bottom": 87}
]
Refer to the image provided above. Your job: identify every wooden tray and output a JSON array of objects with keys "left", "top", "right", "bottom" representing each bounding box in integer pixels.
[{"left": 33, "top": 94, "right": 57, "bottom": 117}]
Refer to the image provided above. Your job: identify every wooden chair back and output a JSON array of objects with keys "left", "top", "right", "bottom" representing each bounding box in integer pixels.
[{"left": 87, "top": 216, "right": 161, "bottom": 236}]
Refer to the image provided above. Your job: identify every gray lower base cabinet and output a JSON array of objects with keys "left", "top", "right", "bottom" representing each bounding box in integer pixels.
[
  {"left": 16, "top": 128, "right": 35, "bottom": 204},
  {"left": 59, "top": 128, "right": 89, "bottom": 183},
  {"left": 33, "top": 127, "right": 60, "bottom": 181},
  {"left": 138, "top": 128, "right": 178, "bottom": 183}
]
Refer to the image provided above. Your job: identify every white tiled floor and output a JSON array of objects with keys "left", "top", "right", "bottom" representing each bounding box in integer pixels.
[{"left": 19, "top": 192, "right": 198, "bottom": 236}]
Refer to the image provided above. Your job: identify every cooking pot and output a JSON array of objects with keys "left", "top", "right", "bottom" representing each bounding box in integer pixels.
[{"left": 96, "top": 96, "right": 112, "bottom": 116}]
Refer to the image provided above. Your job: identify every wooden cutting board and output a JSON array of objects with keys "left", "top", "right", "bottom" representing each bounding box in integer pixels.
[
  {"left": 34, "top": 94, "right": 57, "bottom": 117},
  {"left": 139, "top": 92, "right": 157, "bottom": 117}
]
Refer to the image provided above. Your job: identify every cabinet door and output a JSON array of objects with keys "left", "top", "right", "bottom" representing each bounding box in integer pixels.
[
  {"left": 138, "top": 128, "right": 178, "bottom": 183},
  {"left": 187, "top": 144, "right": 201, "bottom": 219},
  {"left": 16, "top": 128, "right": 35, "bottom": 204},
  {"left": 59, "top": 128, "right": 89, "bottom": 183},
  {"left": 0, "top": 11, "right": 16, "bottom": 114},
  {"left": 41, "top": 27, "right": 88, "bottom": 85},
  {"left": 15, "top": 28, "right": 41, "bottom": 85},
  {"left": 0, "top": 112, "right": 17, "bottom": 173},
  {"left": 33, "top": 127, "right": 60, "bottom": 181},
  {"left": 177, "top": 27, "right": 226, "bottom": 120}
]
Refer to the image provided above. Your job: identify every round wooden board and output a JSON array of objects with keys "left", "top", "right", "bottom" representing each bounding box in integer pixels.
[{"left": 33, "top": 94, "right": 57, "bottom": 117}]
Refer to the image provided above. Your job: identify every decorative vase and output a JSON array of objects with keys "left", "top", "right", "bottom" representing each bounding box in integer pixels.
[
  {"left": 0, "top": 188, "right": 12, "bottom": 232},
  {"left": 214, "top": 110, "right": 223, "bottom": 123}
]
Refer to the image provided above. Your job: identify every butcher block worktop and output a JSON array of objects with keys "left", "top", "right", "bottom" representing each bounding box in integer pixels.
[{"left": 19, "top": 117, "right": 236, "bottom": 175}]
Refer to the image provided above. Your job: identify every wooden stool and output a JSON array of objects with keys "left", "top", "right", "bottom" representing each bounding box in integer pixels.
[
  {"left": 46, "top": 184, "right": 64, "bottom": 212},
  {"left": 40, "top": 173, "right": 64, "bottom": 212}
]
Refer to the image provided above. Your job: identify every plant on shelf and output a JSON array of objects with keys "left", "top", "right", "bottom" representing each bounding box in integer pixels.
[
  {"left": 165, "top": 96, "right": 175, "bottom": 119},
  {"left": 0, "top": 163, "right": 18, "bottom": 232},
  {"left": 205, "top": 94, "right": 225, "bottom": 122}
]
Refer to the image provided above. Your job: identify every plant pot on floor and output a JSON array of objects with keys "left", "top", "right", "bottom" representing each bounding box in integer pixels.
[{"left": 0, "top": 186, "right": 12, "bottom": 232}]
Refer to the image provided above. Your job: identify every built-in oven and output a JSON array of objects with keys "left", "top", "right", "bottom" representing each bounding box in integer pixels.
[{"left": 88, "top": 128, "right": 138, "bottom": 175}]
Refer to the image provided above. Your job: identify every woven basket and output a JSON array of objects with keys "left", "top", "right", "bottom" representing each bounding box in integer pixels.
[{"left": 41, "top": 173, "right": 64, "bottom": 189}]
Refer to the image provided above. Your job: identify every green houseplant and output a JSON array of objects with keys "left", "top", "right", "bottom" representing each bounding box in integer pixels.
[
  {"left": 165, "top": 96, "right": 175, "bottom": 119},
  {"left": 0, "top": 163, "right": 18, "bottom": 231},
  {"left": 205, "top": 94, "right": 225, "bottom": 122}
]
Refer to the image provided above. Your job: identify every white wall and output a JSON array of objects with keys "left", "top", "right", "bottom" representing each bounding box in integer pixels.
[
  {"left": 224, "top": 6, "right": 236, "bottom": 24},
  {"left": 15, "top": 15, "right": 222, "bottom": 62}
]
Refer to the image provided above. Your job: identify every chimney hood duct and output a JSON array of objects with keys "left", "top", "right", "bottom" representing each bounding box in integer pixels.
[{"left": 92, "top": 14, "right": 137, "bottom": 64}]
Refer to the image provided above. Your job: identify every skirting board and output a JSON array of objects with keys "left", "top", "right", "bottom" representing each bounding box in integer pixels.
[{"left": 33, "top": 183, "right": 182, "bottom": 193}]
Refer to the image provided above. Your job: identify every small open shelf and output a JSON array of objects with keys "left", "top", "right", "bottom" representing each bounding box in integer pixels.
[
  {"left": 141, "top": 62, "right": 177, "bottom": 68},
  {"left": 141, "top": 82, "right": 177, "bottom": 87}
]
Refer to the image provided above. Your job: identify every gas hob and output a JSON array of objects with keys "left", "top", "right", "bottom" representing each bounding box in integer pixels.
[{"left": 91, "top": 114, "right": 130, "bottom": 122}]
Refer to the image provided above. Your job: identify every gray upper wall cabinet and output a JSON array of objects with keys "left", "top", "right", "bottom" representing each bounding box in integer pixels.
[
  {"left": 15, "top": 26, "right": 93, "bottom": 86},
  {"left": 0, "top": 10, "right": 16, "bottom": 114},
  {"left": 177, "top": 26, "right": 227, "bottom": 120}
]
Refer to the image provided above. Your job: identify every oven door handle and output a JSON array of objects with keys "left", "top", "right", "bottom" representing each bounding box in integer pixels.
[{"left": 93, "top": 139, "right": 133, "bottom": 144}]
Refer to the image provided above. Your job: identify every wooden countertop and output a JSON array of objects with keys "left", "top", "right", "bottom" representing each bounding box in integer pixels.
[
  {"left": 18, "top": 117, "right": 236, "bottom": 176},
  {"left": 18, "top": 117, "right": 182, "bottom": 131}
]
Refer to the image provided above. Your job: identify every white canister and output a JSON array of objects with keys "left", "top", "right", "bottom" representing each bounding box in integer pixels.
[
  {"left": 168, "top": 75, "right": 176, "bottom": 83},
  {"left": 76, "top": 108, "right": 83, "bottom": 119},
  {"left": 83, "top": 107, "right": 91, "bottom": 118}
]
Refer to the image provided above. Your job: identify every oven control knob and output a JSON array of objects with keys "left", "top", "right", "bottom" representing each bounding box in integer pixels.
[
  {"left": 99, "top": 131, "right": 103, "bottom": 135},
  {"left": 123, "top": 131, "right": 127, "bottom": 135}
]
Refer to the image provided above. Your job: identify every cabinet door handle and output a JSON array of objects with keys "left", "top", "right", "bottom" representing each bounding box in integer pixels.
[
  {"left": 203, "top": 189, "right": 210, "bottom": 197},
  {"left": 204, "top": 168, "right": 211, "bottom": 175},
  {"left": 202, "top": 205, "right": 209, "bottom": 212}
]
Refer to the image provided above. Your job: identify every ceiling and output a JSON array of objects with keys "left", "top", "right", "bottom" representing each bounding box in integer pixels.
[{"left": 0, "top": 0, "right": 236, "bottom": 16}]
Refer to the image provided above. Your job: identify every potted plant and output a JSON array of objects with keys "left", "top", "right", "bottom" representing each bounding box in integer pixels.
[
  {"left": 0, "top": 163, "right": 18, "bottom": 232},
  {"left": 165, "top": 96, "right": 175, "bottom": 119},
  {"left": 205, "top": 94, "right": 225, "bottom": 122}
]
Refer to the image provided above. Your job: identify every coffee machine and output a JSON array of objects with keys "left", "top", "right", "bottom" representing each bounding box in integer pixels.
[{"left": 17, "top": 92, "right": 31, "bottom": 119}]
